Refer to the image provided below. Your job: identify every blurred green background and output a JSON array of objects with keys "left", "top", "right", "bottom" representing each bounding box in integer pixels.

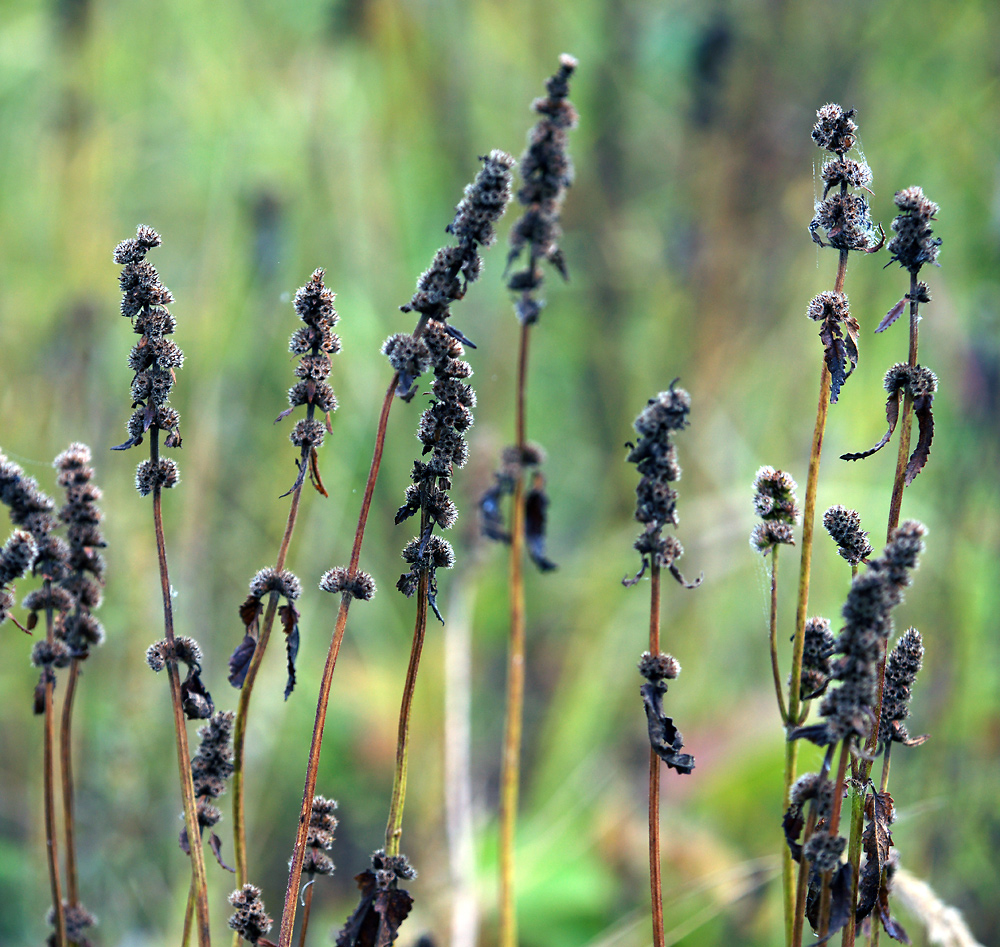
[{"left": 1, "top": 1, "right": 998, "bottom": 945}]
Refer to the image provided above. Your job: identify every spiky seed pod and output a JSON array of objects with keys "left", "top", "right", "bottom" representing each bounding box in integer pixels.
[
  {"left": 823, "top": 505, "right": 873, "bottom": 566},
  {"left": 800, "top": 617, "right": 836, "bottom": 699},
  {"left": 111, "top": 226, "right": 183, "bottom": 463},
  {"left": 880, "top": 627, "right": 926, "bottom": 746},
  {"left": 227, "top": 884, "right": 273, "bottom": 945},
  {"left": 888, "top": 186, "right": 941, "bottom": 273},
  {"left": 191, "top": 711, "right": 235, "bottom": 804},
  {"left": 248, "top": 567, "right": 301, "bottom": 602},
  {"left": 750, "top": 466, "right": 799, "bottom": 555},
  {"left": 302, "top": 794, "right": 338, "bottom": 877},
  {"left": 812, "top": 104, "right": 858, "bottom": 155},
  {"left": 0, "top": 530, "right": 37, "bottom": 586},
  {"left": 638, "top": 651, "right": 681, "bottom": 681},
  {"left": 319, "top": 566, "right": 376, "bottom": 601}
]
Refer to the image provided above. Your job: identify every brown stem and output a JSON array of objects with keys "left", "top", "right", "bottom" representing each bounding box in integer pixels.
[
  {"left": 59, "top": 659, "right": 82, "bottom": 909},
  {"left": 385, "top": 567, "right": 430, "bottom": 855},
  {"left": 297, "top": 881, "right": 315, "bottom": 947},
  {"left": 232, "top": 478, "right": 305, "bottom": 889},
  {"left": 182, "top": 878, "right": 195, "bottom": 947},
  {"left": 150, "top": 431, "right": 211, "bottom": 947},
  {"left": 277, "top": 367, "right": 407, "bottom": 947},
  {"left": 647, "top": 563, "right": 664, "bottom": 947},
  {"left": 816, "top": 740, "right": 851, "bottom": 939},
  {"left": 790, "top": 804, "right": 817, "bottom": 947},
  {"left": 43, "top": 599, "right": 66, "bottom": 947}
]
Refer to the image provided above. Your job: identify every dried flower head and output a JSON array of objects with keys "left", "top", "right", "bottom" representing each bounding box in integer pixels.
[
  {"left": 799, "top": 617, "right": 836, "bottom": 700},
  {"left": 823, "top": 505, "right": 873, "bottom": 566},
  {"left": 888, "top": 186, "right": 941, "bottom": 273},
  {"left": 319, "top": 566, "right": 376, "bottom": 601},
  {"left": 228, "top": 884, "right": 273, "bottom": 945},
  {"left": 750, "top": 466, "right": 799, "bottom": 555},
  {"left": 879, "top": 627, "right": 927, "bottom": 748},
  {"left": 302, "top": 794, "right": 338, "bottom": 877},
  {"left": 146, "top": 635, "right": 214, "bottom": 719},
  {"left": 336, "top": 850, "right": 416, "bottom": 947},
  {"left": 805, "top": 291, "right": 860, "bottom": 403},
  {"left": 624, "top": 385, "right": 701, "bottom": 588},
  {"left": 112, "top": 227, "right": 184, "bottom": 468}
]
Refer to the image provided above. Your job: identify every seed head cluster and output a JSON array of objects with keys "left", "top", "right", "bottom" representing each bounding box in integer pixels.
[
  {"left": 302, "top": 794, "right": 338, "bottom": 877},
  {"left": 750, "top": 466, "right": 799, "bottom": 555},
  {"left": 887, "top": 186, "right": 941, "bottom": 273},
  {"left": 879, "top": 626, "right": 925, "bottom": 747},
  {"left": 507, "top": 53, "right": 578, "bottom": 324},
  {"left": 799, "top": 616, "right": 836, "bottom": 700},
  {"left": 809, "top": 105, "right": 881, "bottom": 252},
  {"left": 112, "top": 226, "right": 183, "bottom": 493},
  {"left": 385, "top": 150, "right": 514, "bottom": 398},
  {"left": 823, "top": 504, "right": 873, "bottom": 567},
  {"left": 190, "top": 710, "right": 235, "bottom": 832},
  {"left": 227, "top": 884, "right": 272, "bottom": 945}
]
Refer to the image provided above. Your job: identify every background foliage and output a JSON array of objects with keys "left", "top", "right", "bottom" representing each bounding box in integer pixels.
[{"left": 1, "top": 1, "right": 998, "bottom": 945}]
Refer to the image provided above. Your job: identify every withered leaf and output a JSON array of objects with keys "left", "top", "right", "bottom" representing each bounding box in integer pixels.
[
  {"left": 279, "top": 603, "right": 300, "bottom": 700},
  {"left": 877, "top": 876, "right": 910, "bottom": 944},
  {"left": 180, "top": 668, "right": 214, "bottom": 719},
  {"left": 806, "top": 862, "right": 854, "bottom": 941},
  {"left": 309, "top": 447, "right": 328, "bottom": 497},
  {"left": 841, "top": 387, "right": 901, "bottom": 462},
  {"left": 857, "top": 790, "right": 895, "bottom": 923},
  {"left": 904, "top": 393, "right": 934, "bottom": 485},
  {"left": 788, "top": 721, "right": 836, "bottom": 747},
  {"left": 209, "top": 832, "right": 235, "bottom": 872},
  {"left": 782, "top": 800, "right": 805, "bottom": 863},
  {"left": 640, "top": 680, "right": 694, "bottom": 774},
  {"left": 336, "top": 868, "right": 414, "bottom": 947},
  {"left": 876, "top": 298, "right": 907, "bottom": 334},
  {"left": 239, "top": 595, "right": 263, "bottom": 633},
  {"left": 228, "top": 634, "right": 256, "bottom": 688},
  {"left": 479, "top": 480, "right": 511, "bottom": 543},
  {"left": 525, "top": 479, "right": 556, "bottom": 572},
  {"left": 820, "top": 312, "right": 860, "bottom": 404}
]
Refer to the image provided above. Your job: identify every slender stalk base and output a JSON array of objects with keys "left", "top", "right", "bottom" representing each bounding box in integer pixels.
[
  {"left": 647, "top": 564, "right": 664, "bottom": 947},
  {"left": 59, "top": 660, "right": 82, "bottom": 909},
  {"left": 43, "top": 603, "right": 66, "bottom": 947}
]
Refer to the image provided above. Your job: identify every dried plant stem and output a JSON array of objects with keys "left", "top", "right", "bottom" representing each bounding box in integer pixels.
[
  {"left": 498, "top": 319, "right": 532, "bottom": 947},
  {"left": 232, "top": 478, "right": 305, "bottom": 890},
  {"left": 278, "top": 354, "right": 416, "bottom": 947},
  {"left": 647, "top": 563, "right": 665, "bottom": 947},
  {"left": 297, "top": 883, "right": 315, "bottom": 947},
  {"left": 151, "top": 431, "right": 211, "bottom": 947},
  {"left": 843, "top": 786, "right": 865, "bottom": 947},
  {"left": 816, "top": 740, "right": 851, "bottom": 939},
  {"left": 790, "top": 805, "right": 817, "bottom": 947},
  {"left": 182, "top": 880, "right": 195, "bottom": 947},
  {"left": 784, "top": 247, "right": 847, "bottom": 944},
  {"left": 768, "top": 546, "right": 788, "bottom": 723},
  {"left": 43, "top": 600, "right": 66, "bottom": 947},
  {"left": 886, "top": 273, "right": 920, "bottom": 540},
  {"left": 385, "top": 565, "right": 431, "bottom": 855},
  {"left": 59, "top": 658, "right": 82, "bottom": 908}
]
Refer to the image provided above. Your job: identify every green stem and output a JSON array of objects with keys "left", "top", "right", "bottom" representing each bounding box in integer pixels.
[{"left": 385, "top": 566, "right": 430, "bottom": 855}]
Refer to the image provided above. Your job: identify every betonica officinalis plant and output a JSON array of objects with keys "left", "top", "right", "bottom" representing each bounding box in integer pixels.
[{"left": 4, "top": 41, "right": 989, "bottom": 947}]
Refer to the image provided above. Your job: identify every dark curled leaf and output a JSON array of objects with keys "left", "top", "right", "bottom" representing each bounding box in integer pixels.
[
  {"left": 878, "top": 879, "right": 910, "bottom": 944},
  {"left": 279, "top": 604, "right": 300, "bottom": 700},
  {"left": 228, "top": 633, "right": 256, "bottom": 688},
  {"left": 181, "top": 669, "right": 214, "bottom": 720},
  {"left": 841, "top": 389, "right": 900, "bottom": 462},
  {"left": 876, "top": 298, "right": 907, "bottom": 334},
  {"left": 622, "top": 555, "right": 650, "bottom": 588},
  {"left": 179, "top": 824, "right": 193, "bottom": 856},
  {"left": 782, "top": 800, "right": 806, "bottom": 862},
  {"left": 820, "top": 320, "right": 849, "bottom": 404},
  {"left": 667, "top": 561, "right": 703, "bottom": 589},
  {"left": 787, "top": 722, "right": 836, "bottom": 746},
  {"left": 857, "top": 790, "right": 895, "bottom": 923},
  {"left": 110, "top": 434, "right": 143, "bottom": 451},
  {"left": 525, "top": 479, "right": 557, "bottom": 572},
  {"left": 444, "top": 323, "right": 476, "bottom": 349},
  {"left": 427, "top": 583, "right": 445, "bottom": 625},
  {"left": 904, "top": 393, "right": 934, "bottom": 484},
  {"left": 479, "top": 481, "right": 510, "bottom": 542},
  {"left": 309, "top": 447, "right": 328, "bottom": 497},
  {"left": 807, "top": 863, "right": 854, "bottom": 942},
  {"left": 239, "top": 595, "right": 263, "bottom": 633},
  {"left": 274, "top": 406, "right": 295, "bottom": 422},
  {"left": 209, "top": 832, "right": 236, "bottom": 872},
  {"left": 640, "top": 680, "right": 694, "bottom": 774},
  {"left": 335, "top": 868, "right": 414, "bottom": 947}
]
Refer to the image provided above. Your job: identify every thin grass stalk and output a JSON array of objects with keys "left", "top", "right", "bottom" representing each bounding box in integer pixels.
[
  {"left": 151, "top": 429, "right": 211, "bottom": 947},
  {"left": 43, "top": 596, "right": 66, "bottom": 947},
  {"left": 385, "top": 564, "right": 431, "bottom": 856},
  {"left": 647, "top": 563, "right": 664, "bottom": 947},
  {"left": 182, "top": 880, "right": 195, "bottom": 947},
  {"left": 59, "top": 659, "right": 81, "bottom": 909},
  {"left": 815, "top": 739, "right": 852, "bottom": 939},
  {"left": 296, "top": 883, "right": 315, "bottom": 947},
  {"left": 769, "top": 545, "right": 788, "bottom": 723},
  {"left": 498, "top": 319, "right": 532, "bottom": 947},
  {"left": 277, "top": 369, "right": 403, "bottom": 947},
  {"left": 232, "top": 478, "right": 305, "bottom": 890}
]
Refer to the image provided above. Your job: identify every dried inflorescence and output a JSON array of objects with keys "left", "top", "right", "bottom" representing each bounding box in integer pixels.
[
  {"left": 230, "top": 567, "right": 303, "bottom": 699},
  {"left": 887, "top": 186, "right": 941, "bottom": 274},
  {"left": 0, "top": 451, "right": 63, "bottom": 581},
  {"left": 624, "top": 385, "right": 701, "bottom": 588},
  {"left": 792, "top": 521, "right": 926, "bottom": 748},
  {"left": 638, "top": 651, "right": 694, "bottom": 774},
  {"left": 147, "top": 635, "right": 214, "bottom": 719},
  {"left": 302, "top": 794, "right": 338, "bottom": 877},
  {"left": 823, "top": 504, "right": 873, "bottom": 567},
  {"left": 277, "top": 268, "right": 341, "bottom": 493},
  {"left": 112, "top": 227, "right": 184, "bottom": 491},
  {"left": 809, "top": 105, "right": 883, "bottom": 252},
  {"left": 799, "top": 617, "right": 836, "bottom": 700},
  {"left": 841, "top": 363, "right": 938, "bottom": 484},
  {"left": 879, "top": 627, "right": 927, "bottom": 748},
  {"left": 183, "top": 710, "right": 236, "bottom": 866},
  {"left": 750, "top": 465, "right": 799, "bottom": 555},
  {"left": 806, "top": 290, "right": 860, "bottom": 403},
  {"left": 336, "top": 850, "right": 416, "bottom": 947},
  {"left": 385, "top": 150, "right": 514, "bottom": 400},
  {"left": 506, "top": 53, "right": 578, "bottom": 324},
  {"left": 228, "top": 884, "right": 273, "bottom": 945}
]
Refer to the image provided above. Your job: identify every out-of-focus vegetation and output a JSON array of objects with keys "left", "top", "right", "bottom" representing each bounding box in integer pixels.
[{"left": 1, "top": 1, "right": 998, "bottom": 945}]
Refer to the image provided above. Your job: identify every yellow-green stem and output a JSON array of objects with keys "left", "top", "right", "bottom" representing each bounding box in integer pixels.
[
  {"left": 385, "top": 567, "right": 430, "bottom": 855},
  {"left": 769, "top": 545, "right": 788, "bottom": 723},
  {"left": 43, "top": 599, "right": 66, "bottom": 947},
  {"left": 59, "top": 658, "right": 82, "bottom": 909},
  {"left": 647, "top": 564, "right": 664, "bottom": 947}
]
